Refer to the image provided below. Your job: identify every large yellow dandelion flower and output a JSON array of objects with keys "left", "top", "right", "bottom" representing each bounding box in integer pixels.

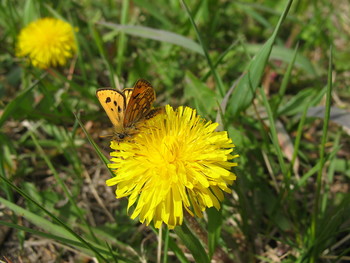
[
  {"left": 17, "top": 17, "right": 77, "bottom": 69},
  {"left": 106, "top": 105, "right": 238, "bottom": 229}
]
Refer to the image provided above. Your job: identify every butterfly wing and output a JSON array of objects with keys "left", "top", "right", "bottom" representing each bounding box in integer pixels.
[
  {"left": 122, "top": 88, "right": 134, "bottom": 105},
  {"left": 96, "top": 89, "right": 126, "bottom": 132},
  {"left": 124, "top": 79, "right": 156, "bottom": 127}
]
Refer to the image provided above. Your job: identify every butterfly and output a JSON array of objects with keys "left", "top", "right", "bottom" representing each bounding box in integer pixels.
[{"left": 96, "top": 79, "right": 162, "bottom": 141}]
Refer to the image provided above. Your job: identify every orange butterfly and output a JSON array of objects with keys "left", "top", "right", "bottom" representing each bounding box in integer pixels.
[{"left": 96, "top": 79, "right": 162, "bottom": 140}]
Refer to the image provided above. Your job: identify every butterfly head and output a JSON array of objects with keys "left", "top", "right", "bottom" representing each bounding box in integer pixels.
[
  {"left": 118, "top": 133, "right": 126, "bottom": 140},
  {"left": 112, "top": 125, "right": 137, "bottom": 142},
  {"left": 114, "top": 131, "right": 129, "bottom": 141}
]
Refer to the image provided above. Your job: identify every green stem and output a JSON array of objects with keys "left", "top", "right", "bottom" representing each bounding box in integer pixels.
[
  {"left": 310, "top": 46, "right": 333, "bottom": 263},
  {"left": 117, "top": 0, "right": 129, "bottom": 76},
  {"left": 181, "top": 0, "right": 225, "bottom": 98}
]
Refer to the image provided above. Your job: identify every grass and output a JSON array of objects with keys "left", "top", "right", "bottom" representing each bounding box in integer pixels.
[{"left": 1, "top": 0, "right": 350, "bottom": 262}]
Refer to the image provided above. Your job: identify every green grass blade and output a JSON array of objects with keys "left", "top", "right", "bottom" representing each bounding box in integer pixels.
[
  {"left": 287, "top": 100, "right": 309, "bottom": 182},
  {"left": 23, "top": 0, "right": 38, "bottom": 25},
  {"left": 163, "top": 227, "right": 170, "bottom": 263},
  {"left": 132, "top": 0, "right": 172, "bottom": 28},
  {"left": 0, "top": 2, "right": 19, "bottom": 38},
  {"left": 297, "top": 146, "right": 339, "bottom": 189},
  {"left": 310, "top": 46, "right": 333, "bottom": 262},
  {"left": 229, "top": 0, "right": 294, "bottom": 117},
  {"left": 99, "top": 22, "right": 204, "bottom": 55},
  {"left": 90, "top": 23, "right": 117, "bottom": 90},
  {"left": 28, "top": 130, "right": 100, "bottom": 245},
  {"left": 105, "top": 242, "right": 119, "bottom": 263},
  {"left": 181, "top": 0, "right": 225, "bottom": 98},
  {"left": 273, "top": 43, "right": 300, "bottom": 115},
  {"left": 238, "top": 4, "right": 272, "bottom": 29},
  {"left": 0, "top": 73, "right": 46, "bottom": 128},
  {"left": 116, "top": 0, "right": 129, "bottom": 76},
  {"left": 243, "top": 43, "right": 316, "bottom": 76},
  {"left": 260, "top": 88, "right": 288, "bottom": 176},
  {"left": 0, "top": 189, "right": 107, "bottom": 261},
  {"left": 202, "top": 40, "right": 239, "bottom": 82},
  {"left": 45, "top": 4, "right": 69, "bottom": 22},
  {"left": 73, "top": 112, "right": 112, "bottom": 174},
  {"left": 168, "top": 238, "right": 189, "bottom": 263},
  {"left": 174, "top": 223, "right": 210, "bottom": 263},
  {"left": 278, "top": 87, "right": 326, "bottom": 116},
  {"left": 151, "top": 225, "right": 189, "bottom": 263},
  {"left": 0, "top": 220, "right": 117, "bottom": 258},
  {"left": 321, "top": 131, "right": 341, "bottom": 214},
  {"left": 207, "top": 208, "right": 222, "bottom": 259},
  {"left": 0, "top": 196, "right": 74, "bottom": 240},
  {"left": 184, "top": 71, "right": 217, "bottom": 117}
]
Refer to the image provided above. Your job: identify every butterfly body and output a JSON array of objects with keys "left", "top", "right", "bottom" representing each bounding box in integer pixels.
[{"left": 96, "top": 79, "right": 160, "bottom": 141}]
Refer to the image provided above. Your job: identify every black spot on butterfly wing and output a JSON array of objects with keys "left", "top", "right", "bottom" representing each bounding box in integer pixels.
[
  {"left": 133, "top": 93, "right": 141, "bottom": 99},
  {"left": 104, "top": 95, "right": 120, "bottom": 113},
  {"left": 111, "top": 100, "right": 122, "bottom": 113},
  {"left": 96, "top": 88, "right": 127, "bottom": 128}
]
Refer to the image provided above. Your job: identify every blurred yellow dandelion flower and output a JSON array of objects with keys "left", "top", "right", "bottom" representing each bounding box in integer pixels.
[
  {"left": 16, "top": 17, "right": 77, "bottom": 69},
  {"left": 106, "top": 105, "right": 238, "bottom": 229}
]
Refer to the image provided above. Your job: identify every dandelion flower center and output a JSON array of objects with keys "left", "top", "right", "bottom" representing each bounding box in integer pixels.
[{"left": 106, "top": 105, "right": 238, "bottom": 229}]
